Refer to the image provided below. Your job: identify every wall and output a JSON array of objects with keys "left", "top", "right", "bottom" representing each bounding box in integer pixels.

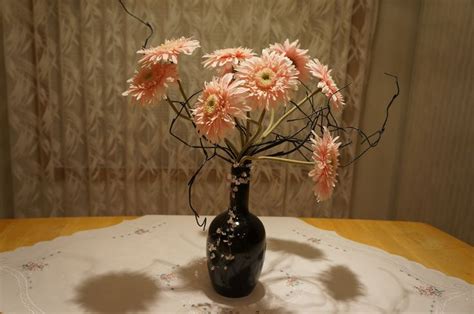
[
  {"left": 352, "top": 0, "right": 474, "bottom": 244},
  {"left": 351, "top": 0, "right": 421, "bottom": 220},
  {"left": 0, "top": 13, "right": 13, "bottom": 219}
]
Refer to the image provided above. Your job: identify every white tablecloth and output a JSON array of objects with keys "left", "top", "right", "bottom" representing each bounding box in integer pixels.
[{"left": 0, "top": 216, "right": 472, "bottom": 313}]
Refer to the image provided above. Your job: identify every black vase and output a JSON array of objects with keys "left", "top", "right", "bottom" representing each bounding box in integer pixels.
[{"left": 206, "top": 162, "right": 266, "bottom": 298}]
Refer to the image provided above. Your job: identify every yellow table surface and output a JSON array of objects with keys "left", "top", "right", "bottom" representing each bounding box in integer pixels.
[{"left": 0, "top": 216, "right": 472, "bottom": 284}]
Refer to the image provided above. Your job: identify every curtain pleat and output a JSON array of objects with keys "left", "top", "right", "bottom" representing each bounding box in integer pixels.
[{"left": 1, "top": 0, "right": 378, "bottom": 218}]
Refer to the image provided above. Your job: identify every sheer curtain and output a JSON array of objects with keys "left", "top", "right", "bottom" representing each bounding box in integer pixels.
[{"left": 0, "top": 0, "right": 378, "bottom": 218}]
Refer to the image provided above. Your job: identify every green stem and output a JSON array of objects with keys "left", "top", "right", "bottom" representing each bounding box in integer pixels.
[
  {"left": 261, "top": 88, "right": 320, "bottom": 139},
  {"left": 246, "top": 156, "right": 314, "bottom": 166},
  {"left": 177, "top": 79, "right": 193, "bottom": 119},
  {"left": 247, "top": 119, "right": 261, "bottom": 126},
  {"left": 165, "top": 96, "right": 191, "bottom": 121},
  {"left": 237, "top": 109, "right": 266, "bottom": 160},
  {"left": 261, "top": 109, "right": 275, "bottom": 139},
  {"left": 234, "top": 118, "right": 245, "bottom": 149},
  {"left": 224, "top": 138, "right": 238, "bottom": 157},
  {"left": 246, "top": 112, "right": 252, "bottom": 139}
]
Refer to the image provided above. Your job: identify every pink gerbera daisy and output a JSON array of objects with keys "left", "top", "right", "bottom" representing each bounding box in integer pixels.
[
  {"left": 265, "top": 39, "right": 310, "bottom": 81},
  {"left": 235, "top": 50, "right": 299, "bottom": 110},
  {"left": 122, "top": 63, "right": 178, "bottom": 105},
  {"left": 193, "top": 73, "right": 250, "bottom": 143},
  {"left": 203, "top": 47, "right": 256, "bottom": 74},
  {"left": 307, "top": 58, "right": 345, "bottom": 111},
  {"left": 308, "top": 127, "right": 341, "bottom": 202},
  {"left": 137, "top": 37, "right": 200, "bottom": 66}
]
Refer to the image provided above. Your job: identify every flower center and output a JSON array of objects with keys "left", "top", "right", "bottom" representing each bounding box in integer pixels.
[
  {"left": 143, "top": 69, "right": 154, "bottom": 81},
  {"left": 255, "top": 67, "right": 276, "bottom": 88},
  {"left": 205, "top": 95, "right": 219, "bottom": 114}
]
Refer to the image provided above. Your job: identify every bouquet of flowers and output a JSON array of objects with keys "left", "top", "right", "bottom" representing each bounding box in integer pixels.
[
  {"left": 120, "top": 1, "right": 398, "bottom": 297},
  {"left": 123, "top": 36, "right": 397, "bottom": 222}
]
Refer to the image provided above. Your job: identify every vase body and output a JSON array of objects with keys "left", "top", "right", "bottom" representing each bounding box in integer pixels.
[{"left": 207, "top": 162, "right": 266, "bottom": 298}]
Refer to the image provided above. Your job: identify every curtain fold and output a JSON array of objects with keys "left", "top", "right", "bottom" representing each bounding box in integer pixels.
[{"left": 1, "top": 0, "right": 378, "bottom": 218}]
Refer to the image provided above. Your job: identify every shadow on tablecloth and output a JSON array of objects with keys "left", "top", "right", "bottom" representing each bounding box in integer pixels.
[{"left": 72, "top": 271, "right": 159, "bottom": 313}]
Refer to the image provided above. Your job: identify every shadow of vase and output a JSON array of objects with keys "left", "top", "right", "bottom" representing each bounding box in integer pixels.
[{"left": 72, "top": 271, "right": 159, "bottom": 313}]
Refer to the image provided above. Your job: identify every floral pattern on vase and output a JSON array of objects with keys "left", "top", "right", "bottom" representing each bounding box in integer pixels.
[{"left": 207, "top": 162, "right": 266, "bottom": 297}]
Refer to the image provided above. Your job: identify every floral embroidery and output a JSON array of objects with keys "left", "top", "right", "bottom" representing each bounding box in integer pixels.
[
  {"left": 159, "top": 272, "right": 177, "bottom": 284},
  {"left": 279, "top": 269, "right": 302, "bottom": 297},
  {"left": 307, "top": 237, "right": 321, "bottom": 244},
  {"left": 22, "top": 262, "right": 48, "bottom": 271},
  {"left": 414, "top": 285, "right": 444, "bottom": 297},
  {"left": 185, "top": 302, "right": 231, "bottom": 313},
  {"left": 112, "top": 223, "right": 165, "bottom": 239},
  {"left": 134, "top": 228, "right": 150, "bottom": 235},
  {"left": 286, "top": 276, "right": 301, "bottom": 287}
]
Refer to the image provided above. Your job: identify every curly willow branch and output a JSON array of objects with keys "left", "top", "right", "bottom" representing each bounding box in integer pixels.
[
  {"left": 119, "top": 1, "right": 399, "bottom": 229},
  {"left": 118, "top": 0, "right": 153, "bottom": 49}
]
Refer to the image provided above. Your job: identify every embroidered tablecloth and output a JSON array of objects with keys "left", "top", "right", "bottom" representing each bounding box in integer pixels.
[{"left": 0, "top": 216, "right": 472, "bottom": 313}]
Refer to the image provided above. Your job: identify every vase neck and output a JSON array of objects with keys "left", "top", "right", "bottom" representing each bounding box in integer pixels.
[{"left": 229, "top": 162, "right": 252, "bottom": 215}]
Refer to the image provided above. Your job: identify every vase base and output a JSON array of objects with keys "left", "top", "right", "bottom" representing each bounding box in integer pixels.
[{"left": 211, "top": 283, "right": 256, "bottom": 298}]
